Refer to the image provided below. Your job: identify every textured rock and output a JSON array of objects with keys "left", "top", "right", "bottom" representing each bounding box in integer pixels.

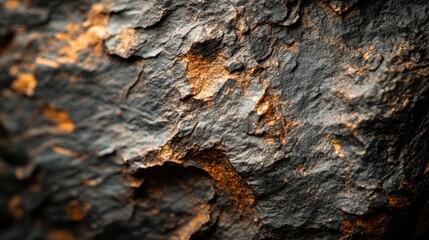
[{"left": 0, "top": 0, "right": 429, "bottom": 239}]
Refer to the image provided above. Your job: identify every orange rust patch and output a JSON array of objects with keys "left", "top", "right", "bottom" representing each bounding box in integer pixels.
[
  {"left": 11, "top": 73, "right": 37, "bottom": 96},
  {"left": 386, "top": 194, "right": 410, "bottom": 208},
  {"left": 8, "top": 195, "right": 23, "bottom": 218},
  {"left": 4, "top": 0, "right": 21, "bottom": 10},
  {"left": 356, "top": 214, "right": 388, "bottom": 235},
  {"left": 42, "top": 105, "right": 75, "bottom": 133},
  {"left": 331, "top": 139, "right": 345, "bottom": 158},
  {"left": 52, "top": 146, "right": 84, "bottom": 160},
  {"left": 48, "top": 229, "right": 75, "bottom": 240},
  {"left": 129, "top": 178, "right": 144, "bottom": 188},
  {"left": 182, "top": 53, "right": 236, "bottom": 101},
  {"left": 66, "top": 200, "right": 91, "bottom": 222},
  {"left": 35, "top": 57, "right": 60, "bottom": 69},
  {"left": 339, "top": 219, "right": 354, "bottom": 235},
  {"left": 255, "top": 92, "right": 297, "bottom": 144},
  {"left": 197, "top": 151, "right": 254, "bottom": 213},
  {"left": 183, "top": 148, "right": 255, "bottom": 214},
  {"left": 175, "top": 204, "right": 211, "bottom": 240},
  {"left": 340, "top": 214, "right": 389, "bottom": 236},
  {"left": 55, "top": 4, "right": 108, "bottom": 67}
]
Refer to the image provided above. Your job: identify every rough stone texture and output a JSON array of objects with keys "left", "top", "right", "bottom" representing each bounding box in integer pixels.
[{"left": 0, "top": 0, "right": 429, "bottom": 239}]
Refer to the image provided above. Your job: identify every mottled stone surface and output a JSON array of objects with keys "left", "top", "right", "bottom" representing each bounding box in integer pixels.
[{"left": 1, "top": 0, "right": 429, "bottom": 239}]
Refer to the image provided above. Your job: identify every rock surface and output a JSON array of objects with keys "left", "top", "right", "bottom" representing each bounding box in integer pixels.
[{"left": 0, "top": 0, "right": 428, "bottom": 239}]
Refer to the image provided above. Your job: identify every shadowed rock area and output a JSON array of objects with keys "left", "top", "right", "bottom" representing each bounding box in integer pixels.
[{"left": 0, "top": 0, "right": 428, "bottom": 239}]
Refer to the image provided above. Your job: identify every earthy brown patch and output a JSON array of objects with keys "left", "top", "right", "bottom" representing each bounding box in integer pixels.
[
  {"left": 8, "top": 195, "right": 23, "bottom": 218},
  {"left": 42, "top": 105, "right": 75, "bottom": 133},
  {"left": 66, "top": 200, "right": 91, "bottom": 222},
  {"left": 11, "top": 73, "right": 37, "bottom": 96},
  {"left": 386, "top": 194, "right": 411, "bottom": 208},
  {"left": 340, "top": 213, "right": 389, "bottom": 236},
  {"left": 339, "top": 219, "right": 354, "bottom": 235},
  {"left": 356, "top": 214, "right": 389, "bottom": 235},
  {"left": 47, "top": 229, "right": 75, "bottom": 240},
  {"left": 182, "top": 53, "right": 236, "bottom": 101}
]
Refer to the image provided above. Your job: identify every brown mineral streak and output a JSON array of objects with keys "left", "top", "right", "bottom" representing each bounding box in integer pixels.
[
  {"left": 183, "top": 53, "right": 237, "bottom": 100},
  {"left": 185, "top": 148, "right": 256, "bottom": 214},
  {"left": 52, "top": 146, "right": 84, "bottom": 160},
  {"left": 42, "top": 105, "right": 75, "bottom": 133}
]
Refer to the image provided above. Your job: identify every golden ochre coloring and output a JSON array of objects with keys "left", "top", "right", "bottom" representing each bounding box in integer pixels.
[
  {"left": 35, "top": 57, "right": 60, "bottom": 69},
  {"left": 42, "top": 105, "right": 75, "bottom": 133},
  {"left": 174, "top": 204, "right": 211, "bottom": 240},
  {"left": 331, "top": 139, "right": 345, "bottom": 158},
  {"left": 52, "top": 146, "right": 84, "bottom": 160},
  {"left": 186, "top": 149, "right": 256, "bottom": 214},
  {"left": 11, "top": 73, "right": 37, "bottom": 96},
  {"left": 182, "top": 53, "right": 236, "bottom": 101},
  {"left": 4, "top": 0, "right": 20, "bottom": 10},
  {"left": 55, "top": 4, "right": 108, "bottom": 67}
]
